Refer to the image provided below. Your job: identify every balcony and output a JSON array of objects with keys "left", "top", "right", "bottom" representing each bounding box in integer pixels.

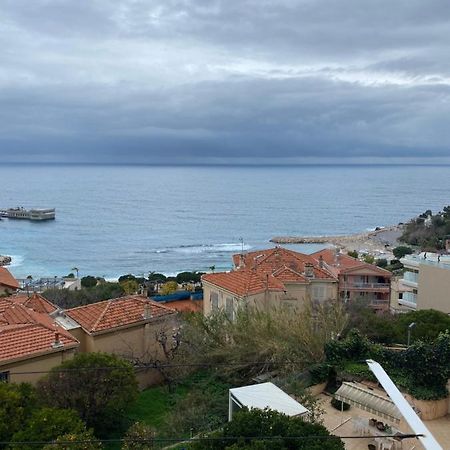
[
  {"left": 401, "top": 271, "right": 418, "bottom": 287},
  {"left": 339, "top": 282, "right": 390, "bottom": 292},
  {"left": 398, "top": 291, "right": 417, "bottom": 309}
]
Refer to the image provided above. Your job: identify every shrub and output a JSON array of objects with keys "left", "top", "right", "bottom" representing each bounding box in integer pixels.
[
  {"left": 38, "top": 353, "right": 139, "bottom": 436},
  {"left": 122, "top": 422, "right": 155, "bottom": 450},
  {"left": 81, "top": 276, "right": 98, "bottom": 288},
  {"left": 393, "top": 246, "right": 413, "bottom": 259},
  {"left": 309, "top": 363, "right": 332, "bottom": 385},
  {"left": 376, "top": 259, "right": 388, "bottom": 268},
  {"left": 11, "top": 408, "right": 86, "bottom": 450},
  {"left": 331, "top": 398, "right": 350, "bottom": 411}
]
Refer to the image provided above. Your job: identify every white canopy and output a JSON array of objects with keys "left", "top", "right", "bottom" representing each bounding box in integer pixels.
[{"left": 228, "top": 382, "right": 309, "bottom": 421}]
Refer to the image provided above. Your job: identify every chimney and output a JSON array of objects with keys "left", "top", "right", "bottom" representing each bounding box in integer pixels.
[
  {"left": 143, "top": 303, "right": 152, "bottom": 320},
  {"left": 51, "top": 330, "right": 64, "bottom": 349},
  {"left": 318, "top": 255, "right": 324, "bottom": 269},
  {"left": 304, "top": 263, "right": 314, "bottom": 278}
]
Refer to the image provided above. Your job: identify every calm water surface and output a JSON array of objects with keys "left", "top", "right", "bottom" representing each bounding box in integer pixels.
[{"left": 0, "top": 164, "right": 449, "bottom": 278}]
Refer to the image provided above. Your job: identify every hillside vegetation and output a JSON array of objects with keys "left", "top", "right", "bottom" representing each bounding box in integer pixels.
[{"left": 400, "top": 206, "right": 450, "bottom": 250}]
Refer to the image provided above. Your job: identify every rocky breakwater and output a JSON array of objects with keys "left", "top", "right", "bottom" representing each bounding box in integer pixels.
[
  {"left": 0, "top": 255, "right": 12, "bottom": 266},
  {"left": 270, "top": 225, "right": 403, "bottom": 256}
]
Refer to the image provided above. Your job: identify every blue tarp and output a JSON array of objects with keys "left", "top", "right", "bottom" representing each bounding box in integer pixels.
[{"left": 151, "top": 290, "right": 203, "bottom": 303}]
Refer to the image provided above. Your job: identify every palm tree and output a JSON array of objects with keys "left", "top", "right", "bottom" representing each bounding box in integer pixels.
[
  {"left": 71, "top": 267, "right": 79, "bottom": 278},
  {"left": 209, "top": 265, "right": 216, "bottom": 273}
]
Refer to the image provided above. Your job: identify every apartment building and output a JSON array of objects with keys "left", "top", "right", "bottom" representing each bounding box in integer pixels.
[
  {"left": 397, "top": 253, "right": 450, "bottom": 313},
  {"left": 202, "top": 247, "right": 338, "bottom": 317},
  {"left": 311, "top": 249, "right": 392, "bottom": 312}
]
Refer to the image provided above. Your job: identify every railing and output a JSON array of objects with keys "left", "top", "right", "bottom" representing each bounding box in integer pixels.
[
  {"left": 340, "top": 282, "right": 390, "bottom": 290},
  {"left": 402, "top": 271, "right": 418, "bottom": 284},
  {"left": 400, "top": 291, "right": 417, "bottom": 305}
]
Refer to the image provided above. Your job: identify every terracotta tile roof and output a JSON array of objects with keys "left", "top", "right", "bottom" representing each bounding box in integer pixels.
[
  {"left": 0, "top": 304, "right": 78, "bottom": 363},
  {"left": 8, "top": 293, "right": 57, "bottom": 314},
  {"left": 65, "top": 295, "right": 177, "bottom": 333},
  {"left": 159, "top": 299, "right": 203, "bottom": 313},
  {"left": 202, "top": 269, "right": 285, "bottom": 297},
  {"left": 272, "top": 266, "right": 308, "bottom": 283},
  {"left": 233, "top": 247, "right": 336, "bottom": 280},
  {"left": 310, "top": 248, "right": 392, "bottom": 277},
  {"left": 0, "top": 267, "right": 19, "bottom": 289}
]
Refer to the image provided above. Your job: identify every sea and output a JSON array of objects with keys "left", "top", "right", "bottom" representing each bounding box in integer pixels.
[{"left": 1, "top": 164, "right": 449, "bottom": 279}]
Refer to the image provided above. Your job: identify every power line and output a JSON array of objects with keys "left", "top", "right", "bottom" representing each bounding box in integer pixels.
[
  {"left": 7, "top": 359, "right": 309, "bottom": 376},
  {"left": 0, "top": 433, "right": 422, "bottom": 446}
]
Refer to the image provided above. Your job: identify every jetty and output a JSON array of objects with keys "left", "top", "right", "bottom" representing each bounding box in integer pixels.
[{"left": 0, "top": 207, "right": 55, "bottom": 221}]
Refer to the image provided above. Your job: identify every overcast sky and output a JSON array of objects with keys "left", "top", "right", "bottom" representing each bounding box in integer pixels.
[{"left": 1, "top": 0, "right": 450, "bottom": 164}]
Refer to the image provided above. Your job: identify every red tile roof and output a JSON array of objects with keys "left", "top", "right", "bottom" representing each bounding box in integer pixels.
[
  {"left": 66, "top": 295, "right": 177, "bottom": 333},
  {"left": 0, "top": 267, "right": 19, "bottom": 289},
  {"left": 233, "top": 247, "right": 336, "bottom": 280},
  {"left": 202, "top": 269, "right": 286, "bottom": 297},
  {"left": 310, "top": 248, "right": 392, "bottom": 277},
  {"left": 9, "top": 293, "right": 57, "bottom": 314},
  {"left": 0, "top": 304, "right": 78, "bottom": 363}
]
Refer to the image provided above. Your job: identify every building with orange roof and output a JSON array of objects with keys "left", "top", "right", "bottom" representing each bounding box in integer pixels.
[
  {"left": 0, "top": 302, "right": 79, "bottom": 384},
  {"left": 310, "top": 248, "right": 391, "bottom": 312},
  {"left": 202, "top": 247, "right": 338, "bottom": 317},
  {"left": 62, "top": 295, "right": 178, "bottom": 387},
  {"left": 0, "top": 266, "right": 19, "bottom": 295}
]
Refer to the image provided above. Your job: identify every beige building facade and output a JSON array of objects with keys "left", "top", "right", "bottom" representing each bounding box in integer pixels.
[
  {"left": 203, "top": 247, "right": 338, "bottom": 317},
  {"left": 397, "top": 253, "right": 450, "bottom": 313},
  {"left": 63, "top": 295, "right": 179, "bottom": 387}
]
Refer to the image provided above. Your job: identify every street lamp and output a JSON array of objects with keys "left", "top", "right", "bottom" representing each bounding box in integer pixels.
[{"left": 407, "top": 322, "right": 416, "bottom": 346}]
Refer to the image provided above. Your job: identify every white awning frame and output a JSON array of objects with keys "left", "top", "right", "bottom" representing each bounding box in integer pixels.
[{"left": 334, "top": 381, "right": 402, "bottom": 423}]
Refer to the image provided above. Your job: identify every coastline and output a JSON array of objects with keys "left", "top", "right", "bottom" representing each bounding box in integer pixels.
[{"left": 271, "top": 224, "right": 404, "bottom": 257}]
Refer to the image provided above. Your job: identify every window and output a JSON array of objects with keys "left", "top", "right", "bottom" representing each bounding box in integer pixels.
[
  {"left": 312, "top": 285, "right": 325, "bottom": 300},
  {"left": 0, "top": 371, "right": 9, "bottom": 383},
  {"left": 211, "top": 292, "right": 219, "bottom": 312},
  {"left": 225, "top": 297, "right": 234, "bottom": 320}
]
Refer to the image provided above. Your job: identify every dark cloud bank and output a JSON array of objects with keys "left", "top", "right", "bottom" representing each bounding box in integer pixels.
[{"left": 1, "top": 0, "right": 450, "bottom": 164}]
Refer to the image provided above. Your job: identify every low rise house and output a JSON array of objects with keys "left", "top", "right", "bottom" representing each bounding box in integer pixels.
[
  {"left": 203, "top": 247, "right": 338, "bottom": 317},
  {"left": 396, "top": 253, "right": 450, "bottom": 313},
  {"left": 61, "top": 295, "right": 178, "bottom": 387},
  {"left": 310, "top": 249, "right": 392, "bottom": 312},
  {"left": 0, "top": 267, "right": 19, "bottom": 295},
  {"left": 0, "top": 298, "right": 79, "bottom": 385}
]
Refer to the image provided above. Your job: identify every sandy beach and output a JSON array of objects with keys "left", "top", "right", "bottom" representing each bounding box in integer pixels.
[{"left": 271, "top": 225, "right": 404, "bottom": 259}]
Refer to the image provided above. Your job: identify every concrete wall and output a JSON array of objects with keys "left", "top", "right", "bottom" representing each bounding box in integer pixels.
[
  {"left": 0, "top": 347, "right": 76, "bottom": 385},
  {"left": 417, "top": 264, "right": 450, "bottom": 313}
]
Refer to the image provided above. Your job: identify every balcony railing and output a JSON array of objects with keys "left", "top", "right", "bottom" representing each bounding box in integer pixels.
[
  {"left": 340, "top": 282, "right": 390, "bottom": 290},
  {"left": 402, "top": 271, "right": 418, "bottom": 284}
]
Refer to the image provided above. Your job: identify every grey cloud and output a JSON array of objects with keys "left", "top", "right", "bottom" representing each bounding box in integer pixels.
[{"left": 1, "top": 0, "right": 450, "bottom": 163}]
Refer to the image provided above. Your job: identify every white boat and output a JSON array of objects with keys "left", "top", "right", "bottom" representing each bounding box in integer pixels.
[{"left": 2, "top": 207, "right": 56, "bottom": 221}]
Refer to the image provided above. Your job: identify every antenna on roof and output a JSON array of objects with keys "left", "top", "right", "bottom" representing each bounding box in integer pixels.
[{"left": 239, "top": 237, "right": 244, "bottom": 254}]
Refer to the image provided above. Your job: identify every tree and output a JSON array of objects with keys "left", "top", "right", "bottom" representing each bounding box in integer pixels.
[
  {"left": 376, "top": 258, "right": 388, "bottom": 268},
  {"left": 363, "top": 254, "right": 375, "bottom": 264},
  {"left": 43, "top": 430, "right": 103, "bottom": 450},
  {"left": 120, "top": 279, "right": 139, "bottom": 295},
  {"left": 191, "top": 408, "right": 344, "bottom": 450},
  {"left": 81, "top": 276, "right": 98, "bottom": 288},
  {"left": 122, "top": 422, "right": 155, "bottom": 450},
  {"left": 160, "top": 281, "right": 178, "bottom": 295},
  {"left": 179, "top": 301, "right": 348, "bottom": 383},
  {"left": 11, "top": 407, "right": 86, "bottom": 450},
  {"left": 0, "top": 382, "right": 38, "bottom": 444},
  {"left": 392, "top": 246, "right": 413, "bottom": 259},
  {"left": 72, "top": 267, "right": 80, "bottom": 278},
  {"left": 42, "top": 282, "right": 125, "bottom": 309},
  {"left": 38, "top": 353, "right": 139, "bottom": 435},
  {"left": 347, "top": 250, "right": 358, "bottom": 259}
]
